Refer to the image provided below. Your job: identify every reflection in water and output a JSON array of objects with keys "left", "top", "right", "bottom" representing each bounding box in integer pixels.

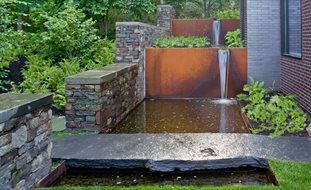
[{"left": 110, "top": 99, "right": 247, "bottom": 134}]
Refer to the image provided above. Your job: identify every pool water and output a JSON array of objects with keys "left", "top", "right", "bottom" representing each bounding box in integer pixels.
[{"left": 109, "top": 99, "right": 248, "bottom": 134}]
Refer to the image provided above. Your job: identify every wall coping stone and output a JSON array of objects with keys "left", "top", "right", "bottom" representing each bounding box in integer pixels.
[
  {"left": 0, "top": 93, "right": 52, "bottom": 124},
  {"left": 66, "top": 64, "right": 138, "bottom": 85},
  {"left": 116, "top": 22, "right": 168, "bottom": 31}
]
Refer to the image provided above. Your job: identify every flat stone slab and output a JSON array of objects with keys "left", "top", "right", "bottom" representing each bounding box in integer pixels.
[
  {"left": 0, "top": 93, "right": 52, "bottom": 123},
  {"left": 52, "top": 133, "right": 311, "bottom": 171},
  {"left": 66, "top": 64, "right": 138, "bottom": 85}
]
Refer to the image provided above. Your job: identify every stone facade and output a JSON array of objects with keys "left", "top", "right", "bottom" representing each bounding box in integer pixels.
[
  {"left": 245, "top": 0, "right": 281, "bottom": 89},
  {"left": 65, "top": 64, "right": 140, "bottom": 132},
  {"left": 116, "top": 22, "right": 170, "bottom": 101},
  {"left": 0, "top": 94, "right": 53, "bottom": 190},
  {"left": 157, "top": 5, "right": 175, "bottom": 31}
]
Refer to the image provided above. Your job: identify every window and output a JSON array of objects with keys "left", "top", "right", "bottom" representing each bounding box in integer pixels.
[{"left": 281, "top": 0, "right": 302, "bottom": 58}]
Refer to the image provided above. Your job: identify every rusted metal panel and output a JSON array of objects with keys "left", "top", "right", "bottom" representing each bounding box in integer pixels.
[
  {"left": 227, "top": 48, "right": 248, "bottom": 98},
  {"left": 172, "top": 19, "right": 214, "bottom": 38},
  {"left": 221, "top": 19, "right": 241, "bottom": 45},
  {"left": 146, "top": 48, "right": 220, "bottom": 98}
]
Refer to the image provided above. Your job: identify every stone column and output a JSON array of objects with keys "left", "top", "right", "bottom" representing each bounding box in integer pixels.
[{"left": 157, "top": 5, "right": 175, "bottom": 32}]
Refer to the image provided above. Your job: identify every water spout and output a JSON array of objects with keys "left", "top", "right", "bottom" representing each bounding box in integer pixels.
[
  {"left": 213, "top": 20, "right": 221, "bottom": 47},
  {"left": 218, "top": 49, "right": 230, "bottom": 99}
]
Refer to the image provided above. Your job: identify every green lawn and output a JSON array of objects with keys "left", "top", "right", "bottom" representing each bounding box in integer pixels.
[{"left": 39, "top": 160, "right": 311, "bottom": 190}]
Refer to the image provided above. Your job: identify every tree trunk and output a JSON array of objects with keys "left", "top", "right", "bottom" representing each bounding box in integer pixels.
[
  {"left": 17, "top": 15, "right": 23, "bottom": 31},
  {"left": 99, "top": 17, "right": 105, "bottom": 37},
  {"left": 104, "top": 11, "right": 109, "bottom": 39}
]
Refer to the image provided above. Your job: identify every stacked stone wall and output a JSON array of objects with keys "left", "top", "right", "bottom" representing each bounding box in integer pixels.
[
  {"left": 0, "top": 94, "right": 53, "bottom": 189},
  {"left": 65, "top": 64, "right": 140, "bottom": 132}
]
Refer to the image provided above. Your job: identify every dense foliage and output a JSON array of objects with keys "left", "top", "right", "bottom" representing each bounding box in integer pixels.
[
  {"left": 237, "top": 77, "right": 307, "bottom": 137},
  {"left": 225, "top": 29, "right": 244, "bottom": 48},
  {"left": 154, "top": 36, "right": 210, "bottom": 48},
  {"left": 166, "top": 0, "right": 240, "bottom": 19},
  {"left": 215, "top": 9, "right": 240, "bottom": 20},
  {"left": 0, "top": 69, "right": 11, "bottom": 92},
  {"left": 0, "top": 0, "right": 116, "bottom": 110}
]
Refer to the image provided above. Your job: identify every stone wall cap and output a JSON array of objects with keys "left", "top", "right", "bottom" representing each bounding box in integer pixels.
[
  {"left": 158, "top": 5, "right": 174, "bottom": 7},
  {"left": 66, "top": 64, "right": 138, "bottom": 85},
  {"left": 116, "top": 22, "right": 158, "bottom": 29},
  {"left": 0, "top": 93, "right": 52, "bottom": 124}
]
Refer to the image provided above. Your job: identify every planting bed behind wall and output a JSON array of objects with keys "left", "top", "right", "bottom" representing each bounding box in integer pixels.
[{"left": 146, "top": 48, "right": 247, "bottom": 98}]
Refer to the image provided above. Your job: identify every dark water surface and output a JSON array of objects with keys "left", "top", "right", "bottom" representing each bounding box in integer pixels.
[
  {"left": 110, "top": 99, "right": 248, "bottom": 134},
  {"left": 54, "top": 168, "right": 273, "bottom": 187}
]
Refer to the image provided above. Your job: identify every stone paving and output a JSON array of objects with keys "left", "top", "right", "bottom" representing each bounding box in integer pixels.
[{"left": 52, "top": 133, "right": 311, "bottom": 172}]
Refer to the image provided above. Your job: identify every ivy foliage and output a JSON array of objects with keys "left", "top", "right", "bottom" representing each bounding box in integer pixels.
[{"left": 237, "top": 77, "right": 308, "bottom": 137}]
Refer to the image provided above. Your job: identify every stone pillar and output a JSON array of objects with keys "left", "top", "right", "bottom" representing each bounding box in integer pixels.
[
  {"left": 65, "top": 64, "right": 140, "bottom": 132},
  {"left": 157, "top": 5, "right": 175, "bottom": 32},
  {"left": 0, "top": 94, "right": 53, "bottom": 189},
  {"left": 116, "top": 22, "right": 170, "bottom": 102}
]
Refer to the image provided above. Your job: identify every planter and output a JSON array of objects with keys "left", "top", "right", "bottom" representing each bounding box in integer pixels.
[
  {"left": 220, "top": 19, "right": 241, "bottom": 45},
  {"left": 171, "top": 19, "right": 240, "bottom": 47},
  {"left": 36, "top": 161, "right": 67, "bottom": 187},
  {"left": 146, "top": 47, "right": 247, "bottom": 98},
  {"left": 227, "top": 48, "right": 247, "bottom": 97}
]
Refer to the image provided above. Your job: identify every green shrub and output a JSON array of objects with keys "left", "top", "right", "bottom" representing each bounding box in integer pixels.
[
  {"left": 215, "top": 9, "right": 240, "bottom": 20},
  {"left": 0, "top": 31, "right": 41, "bottom": 68},
  {"left": 80, "top": 39, "right": 116, "bottom": 70},
  {"left": 154, "top": 36, "right": 210, "bottom": 48},
  {"left": 237, "top": 77, "right": 308, "bottom": 137},
  {"left": 3, "top": 1, "right": 116, "bottom": 110},
  {"left": 0, "top": 68, "right": 11, "bottom": 92},
  {"left": 225, "top": 29, "right": 244, "bottom": 48},
  {"left": 16, "top": 55, "right": 81, "bottom": 110},
  {"left": 40, "top": 1, "right": 99, "bottom": 61}
]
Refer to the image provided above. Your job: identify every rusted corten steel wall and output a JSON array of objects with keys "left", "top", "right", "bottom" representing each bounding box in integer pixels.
[
  {"left": 146, "top": 48, "right": 247, "bottom": 99},
  {"left": 172, "top": 19, "right": 240, "bottom": 46},
  {"left": 146, "top": 48, "right": 220, "bottom": 98},
  {"left": 172, "top": 19, "right": 214, "bottom": 37},
  {"left": 227, "top": 48, "right": 248, "bottom": 97},
  {"left": 220, "top": 19, "right": 241, "bottom": 45},
  {"left": 280, "top": 0, "right": 311, "bottom": 114}
]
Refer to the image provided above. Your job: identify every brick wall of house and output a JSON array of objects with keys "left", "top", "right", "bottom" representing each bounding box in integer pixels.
[{"left": 280, "top": 0, "right": 311, "bottom": 114}]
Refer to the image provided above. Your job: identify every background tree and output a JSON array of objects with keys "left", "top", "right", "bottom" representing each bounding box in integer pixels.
[{"left": 76, "top": 0, "right": 155, "bottom": 38}]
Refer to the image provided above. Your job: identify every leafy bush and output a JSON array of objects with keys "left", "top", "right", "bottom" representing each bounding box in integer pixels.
[
  {"left": 0, "top": 31, "right": 41, "bottom": 68},
  {"left": 215, "top": 9, "right": 240, "bottom": 20},
  {"left": 225, "top": 29, "right": 244, "bottom": 48},
  {"left": 16, "top": 55, "right": 81, "bottom": 110},
  {"left": 0, "top": 68, "right": 11, "bottom": 92},
  {"left": 238, "top": 77, "right": 308, "bottom": 137},
  {"left": 40, "top": 1, "right": 99, "bottom": 61},
  {"left": 0, "top": 0, "right": 28, "bottom": 31},
  {"left": 2, "top": 1, "right": 116, "bottom": 110},
  {"left": 80, "top": 39, "right": 116, "bottom": 70},
  {"left": 154, "top": 36, "right": 210, "bottom": 48}
]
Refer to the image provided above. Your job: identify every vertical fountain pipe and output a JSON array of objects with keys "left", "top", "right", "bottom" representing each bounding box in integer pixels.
[
  {"left": 213, "top": 20, "right": 221, "bottom": 47},
  {"left": 218, "top": 50, "right": 230, "bottom": 99}
]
